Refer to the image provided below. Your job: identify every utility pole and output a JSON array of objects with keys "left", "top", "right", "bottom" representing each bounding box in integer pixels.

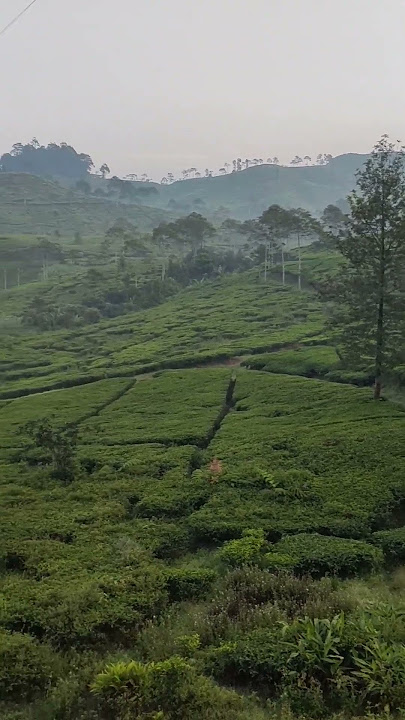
[
  {"left": 297, "top": 231, "right": 302, "bottom": 291},
  {"left": 3, "top": 268, "right": 7, "bottom": 291},
  {"left": 281, "top": 244, "right": 285, "bottom": 286},
  {"left": 17, "top": 267, "right": 21, "bottom": 287}
]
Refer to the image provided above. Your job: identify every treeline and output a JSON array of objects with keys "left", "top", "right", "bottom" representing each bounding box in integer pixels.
[
  {"left": 0, "top": 140, "right": 94, "bottom": 178},
  {"left": 0, "top": 139, "right": 336, "bottom": 185},
  {"left": 19, "top": 205, "right": 341, "bottom": 331}
]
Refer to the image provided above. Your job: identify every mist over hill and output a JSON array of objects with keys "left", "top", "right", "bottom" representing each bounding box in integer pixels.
[
  {"left": 0, "top": 152, "right": 368, "bottom": 236},
  {"left": 149, "top": 153, "right": 366, "bottom": 218},
  {"left": 0, "top": 173, "right": 173, "bottom": 236}
]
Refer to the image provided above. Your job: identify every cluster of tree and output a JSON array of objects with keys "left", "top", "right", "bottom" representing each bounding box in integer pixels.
[
  {"left": 320, "top": 135, "right": 405, "bottom": 399},
  {"left": 0, "top": 138, "right": 335, "bottom": 186},
  {"left": 160, "top": 153, "right": 334, "bottom": 183},
  {"left": 0, "top": 140, "right": 94, "bottom": 178},
  {"left": 152, "top": 213, "right": 216, "bottom": 255},
  {"left": 22, "top": 418, "right": 78, "bottom": 484},
  {"left": 74, "top": 176, "right": 158, "bottom": 202}
]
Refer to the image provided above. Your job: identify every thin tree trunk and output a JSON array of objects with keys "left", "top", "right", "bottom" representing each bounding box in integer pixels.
[
  {"left": 374, "top": 247, "right": 385, "bottom": 400},
  {"left": 374, "top": 165, "right": 386, "bottom": 401},
  {"left": 374, "top": 296, "right": 384, "bottom": 399}
]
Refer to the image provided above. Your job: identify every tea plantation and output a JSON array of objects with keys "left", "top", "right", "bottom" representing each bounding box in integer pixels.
[{"left": 1, "top": 269, "right": 405, "bottom": 720}]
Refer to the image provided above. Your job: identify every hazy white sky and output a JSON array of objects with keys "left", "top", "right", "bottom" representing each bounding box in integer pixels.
[{"left": 1, "top": 0, "right": 405, "bottom": 178}]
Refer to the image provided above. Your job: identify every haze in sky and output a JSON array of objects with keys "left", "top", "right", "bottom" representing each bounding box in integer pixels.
[{"left": 1, "top": 0, "right": 404, "bottom": 179}]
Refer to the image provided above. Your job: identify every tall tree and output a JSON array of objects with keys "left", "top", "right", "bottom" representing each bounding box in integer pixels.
[
  {"left": 321, "top": 204, "right": 347, "bottom": 237},
  {"left": 100, "top": 163, "right": 110, "bottom": 179},
  {"left": 326, "top": 135, "right": 405, "bottom": 399},
  {"left": 153, "top": 213, "right": 215, "bottom": 256},
  {"left": 260, "top": 205, "right": 294, "bottom": 284}
]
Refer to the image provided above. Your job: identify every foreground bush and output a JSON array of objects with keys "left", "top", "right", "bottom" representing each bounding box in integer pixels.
[
  {"left": 91, "top": 655, "right": 240, "bottom": 719},
  {"left": 0, "top": 630, "right": 57, "bottom": 700}
]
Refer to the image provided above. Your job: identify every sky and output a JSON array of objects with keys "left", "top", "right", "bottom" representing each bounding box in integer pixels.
[{"left": 1, "top": 0, "right": 405, "bottom": 179}]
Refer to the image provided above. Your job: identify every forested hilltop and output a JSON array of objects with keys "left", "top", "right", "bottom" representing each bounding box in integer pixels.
[
  {"left": 1, "top": 137, "right": 405, "bottom": 720},
  {"left": 0, "top": 139, "right": 368, "bottom": 219}
]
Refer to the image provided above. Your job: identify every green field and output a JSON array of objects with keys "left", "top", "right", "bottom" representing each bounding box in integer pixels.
[
  {"left": 2, "top": 236, "right": 405, "bottom": 720},
  {"left": 1, "top": 363, "right": 405, "bottom": 718},
  {"left": 0, "top": 272, "right": 325, "bottom": 397}
]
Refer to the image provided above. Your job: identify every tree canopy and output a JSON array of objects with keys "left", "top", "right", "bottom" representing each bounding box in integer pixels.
[{"left": 0, "top": 140, "right": 94, "bottom": 178}]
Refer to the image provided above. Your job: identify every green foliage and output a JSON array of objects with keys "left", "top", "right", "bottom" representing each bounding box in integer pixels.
[
  {"left": 322, "top": 135, "right": 405, "bottom": 396},
  {"left": 1, "top": 271, "right": 324, "bottom": 396},
  {"left": 165, "top": 568, "right": 217, "bottom": 602},
  {"left": 174, "top": 633, "right": 201, "bottom": 657},
  {"left": 352, "top": 638, "right": 405, "bottom": 709},
  {"left": 243, "top": 346, "right": 339, "bottom": 379},
  {"left": 372, "top": 527, "right": 405, "bottom": 564},
  {"left": 92, "top": 655, "right": 240, "bottom": 720},
  {"left": 275, "top": 534, "right": 383, "bottom": 577},
  {"left": 0, "top": 630, "right": 57, "bottom": 699},
  {"left": 280, "top": 613, "right": 346, "bottom": 680},
  {"left": 219, "top": 529, "right": 266, "bottom": 567},
  {"left": 22, "top": 417, "right": 78, "bottom": 483}
]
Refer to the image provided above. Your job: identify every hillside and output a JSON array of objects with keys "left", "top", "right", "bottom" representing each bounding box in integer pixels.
[
  {"left": 2, "top": 250, "right": 405, "bottom": 720},
  {"left": 0, "top": 154, "right": 367, "bottom": 236},
  {"left": 0, "top": 268, "right": 325, "bottom": 396},
  {"left": 151, "top": 154, "right": 365, "bottom": 218},
  {"left": 0, "top": 173, "right": 173, "bottom": 235}
]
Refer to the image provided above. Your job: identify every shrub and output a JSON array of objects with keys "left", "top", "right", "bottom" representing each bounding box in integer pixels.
[
  {"left": 324, "top": 369, "right": 373, "bottom": 386},
  {"left": 262, "top": 552, "right": 295, "bottom": 571},
  {"left": 280, "top": 613, "right": 346, "bottom": 681},
  {"left": 242, "top": 346, "right": 339, "bottom": 378},
  {"left": 174, "top": 633, "right": 201, "bottom": 657},
  {"left": 165, "top": 567, "right": 217, "bottom": 602},
  {"left": 91, "top": 655, "right": 241, "bottom": 720},
  {"left": 372, "top": 527, "right": 405, "bottom": 565},
  {"left": 275, "top": 534, "right": 383, "bottom": 577},
  {"left": 353, "top": 638, "right": 405, "bottom": 710},
  {"left": 218, "top": 529, "right": 266, "bottom": 567},
  {"left": 0, "top": 630, "right": 57, "bottom": 699},
  {"left": 204, "top": 630, "right": 280, "bottom": 688}
]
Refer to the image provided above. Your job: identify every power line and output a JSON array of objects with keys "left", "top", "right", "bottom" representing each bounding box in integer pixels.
[{"left": 0, "top": 0, "right": 39, "bottom": 39}]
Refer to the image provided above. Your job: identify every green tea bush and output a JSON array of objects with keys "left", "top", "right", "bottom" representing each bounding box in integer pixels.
[
  {"left": 204, "top": 630, "right": 280, "bottom": 688},
  {"left": 242, "top": 346, "right": 339, "bottom": 378},
  {"left": 275, "top": 534, "right": 383, "bottom": 577},
  {"left": 324, "top": 369, "right": 374, "bottom": 386},
  {"left": 0, "top": 630, "right": 57, "bottom": 699},
  {"left": 372, "top": 527, "right": 405, "bottom": 564},
  {"left": 165, "top": 567, "right": 217, "bottom": 602},
  {"left": 218, "top": 529, "right": 266, "bottom": 567},
  {"left": 91, "top": 655, "right": 241, "bottom": 720}
]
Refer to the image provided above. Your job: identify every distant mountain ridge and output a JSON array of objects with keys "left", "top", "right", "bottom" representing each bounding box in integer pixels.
[
  {"left": 149, "top": 153, "right": 368, "bottom": 218},
  {"left": 0, "top": 153, "right": 368, "bottom": 236}
]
